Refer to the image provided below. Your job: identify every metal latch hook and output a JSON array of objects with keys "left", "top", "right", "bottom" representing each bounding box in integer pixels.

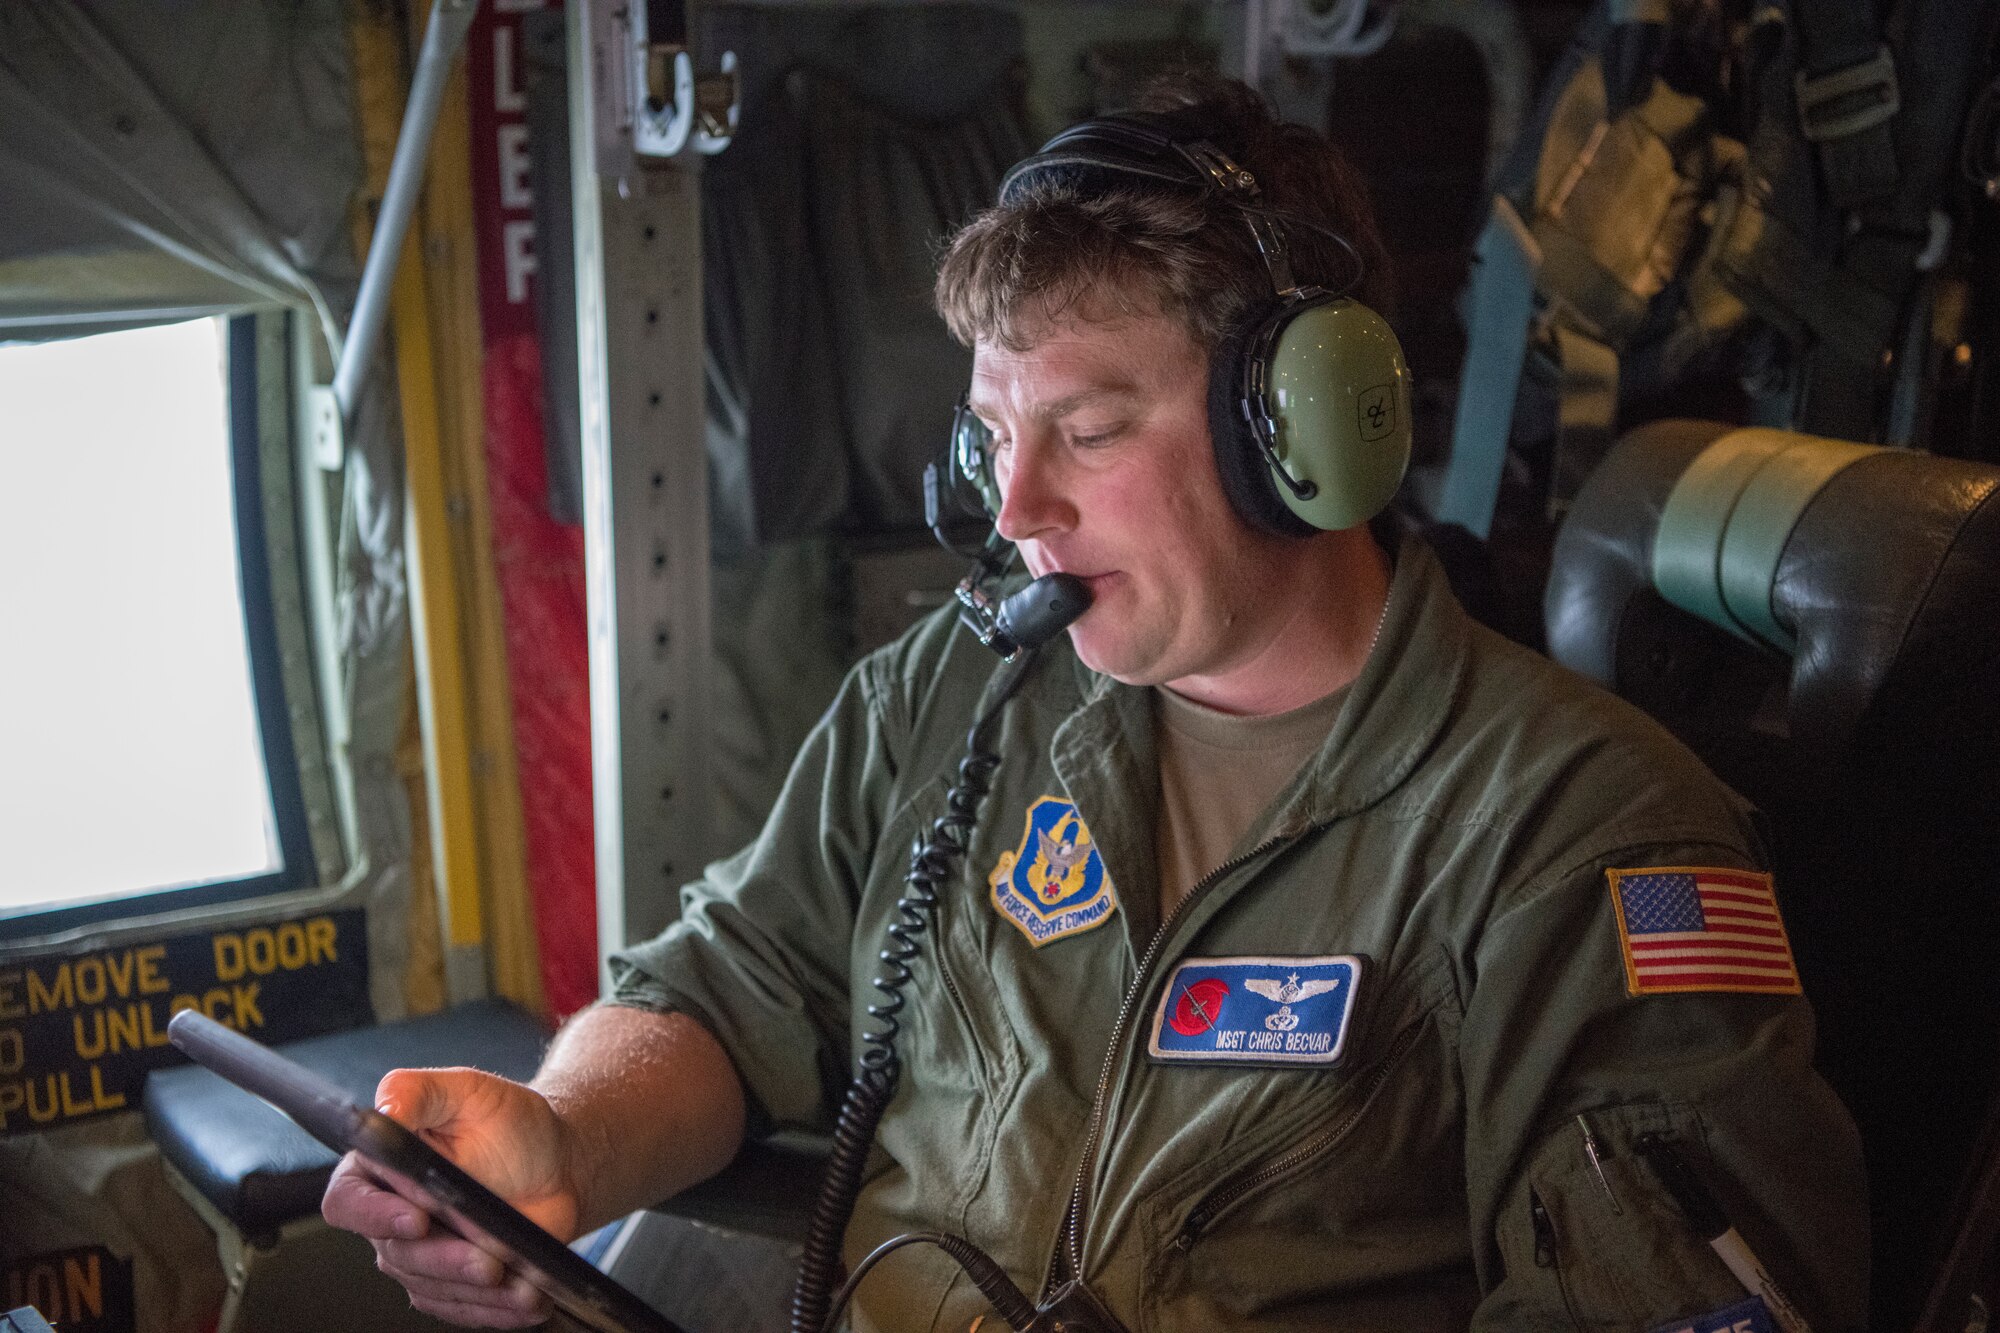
[
  {"left": 692, "top": 50, "right": 738, "bottom": 155},
  {"left": 628, "top": 0, "right": 738, "bottom": 161}
]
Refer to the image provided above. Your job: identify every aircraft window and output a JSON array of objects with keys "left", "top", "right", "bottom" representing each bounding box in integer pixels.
[{"left": 0, "top": 317, "right": 316, "bottom": 938}]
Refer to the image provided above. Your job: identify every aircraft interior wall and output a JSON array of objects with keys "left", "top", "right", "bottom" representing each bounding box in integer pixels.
[{"left": 4, "top": 0, "right": 2000, "bottom": 1329}]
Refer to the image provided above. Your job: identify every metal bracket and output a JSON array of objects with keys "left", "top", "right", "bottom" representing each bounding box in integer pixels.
[
  {"left": 306, "top": 384, "right": 344, "bottom": 471},
  {"left": 633, "top": 42, "right": 696, "bottom": 157},
  {"left": 630, "top": 3, "right": 738, "bottom": 159},
  {"left": 1796, "top": 46, "right": 1900, "bottom": 144},
  {"left": 580, "top": 0, "right": 737, "bottom": 178},
  {"left": 693, "top": 50, "right": 740, "bottom": 154},
  {"left": 1178, "top": 140, "right": 1299, "bottom": 295},
  {"left": 569, "top": 0, "right": 717, "bottom": 969}
]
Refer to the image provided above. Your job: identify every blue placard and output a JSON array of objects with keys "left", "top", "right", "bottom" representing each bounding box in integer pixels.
[
  {"left": 0, "top": 909, "right": 370, "bottom": 1137},
  {"left": 1148, "top": 955, "right": 1362, "bottom": 1066},
  {"left": 1651, "top": 1296, "right": 1777, "bottom": 1333}
]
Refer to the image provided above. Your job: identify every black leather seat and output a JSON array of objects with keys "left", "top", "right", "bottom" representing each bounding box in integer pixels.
[
  {"left": 1545, "top": 419, "right": 2000, "bottom": 1331},
  {"left": 143, "top": 998, "right": 550, "bottom": 1242}
]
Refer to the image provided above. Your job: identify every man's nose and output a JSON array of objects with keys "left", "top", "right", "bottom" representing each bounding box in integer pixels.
[{"left": 993, "top": 435, "right": 1074, "bottom": 545}]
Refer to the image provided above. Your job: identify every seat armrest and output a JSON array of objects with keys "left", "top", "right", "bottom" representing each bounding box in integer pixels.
[{"left": 653, "top": 1131, "right": 830, "bottom": 1244}]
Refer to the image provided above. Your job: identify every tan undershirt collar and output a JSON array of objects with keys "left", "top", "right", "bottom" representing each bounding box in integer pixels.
[{"left": 1151, "top": 682, "right": 1351, "bottom": 921}]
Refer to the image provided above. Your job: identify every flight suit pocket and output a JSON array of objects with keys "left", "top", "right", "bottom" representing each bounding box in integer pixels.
[
  {"left": 1161, "top": 946, "right": 1459, "bottom": 1241},
  {"left": 1136, "top": 948, "right": 1472, "bottom": 1331},
  {"left": 1505, "top": 1103, "right": 1747, "bottom": 1331},
  {"left": 1169, "top": 1018, "right": 1429, "bottom": 1250}
]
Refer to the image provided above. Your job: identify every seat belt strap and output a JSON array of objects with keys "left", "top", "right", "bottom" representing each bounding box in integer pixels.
[
  {"left": 1714, "top": 189, "right": 1903, "bottom": 369},
  {"left": 1439, "top": 195, "right": 1541, "bottom": 539},
  {"left": 1601, "top": 0, "right": 1672, "bottom": 118},
  {"left": 1792, "top": 0, "right": 1900, "bottom": 210}
]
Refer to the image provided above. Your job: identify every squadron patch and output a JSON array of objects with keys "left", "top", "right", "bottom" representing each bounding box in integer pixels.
[
  {"left": 1148, "top": 955, "right": 1362, "bottom": 1066},
  {"left": 988, "top": 796, "right": 1117, "bottom": 947},
  {"left": 1609, "top": 866, "right": 1801, "bottom": 996}
]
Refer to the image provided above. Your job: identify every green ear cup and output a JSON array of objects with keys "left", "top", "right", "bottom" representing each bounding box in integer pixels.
[{"left": 1263, "top": 299, "right": 1413, "bottom": 530}]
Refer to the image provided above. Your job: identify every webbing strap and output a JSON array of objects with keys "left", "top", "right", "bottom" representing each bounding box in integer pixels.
[
  {"left": 1603, "top": 0, "right": 1671, "bottom": 118},
  {"left": 1653, "top": 428, "right": 1884, "bottom": 652},
  {"left": 1792, "top": 2, "right": 1900, "bottom": 209},
  {"left": 1439, "top": 196, "right": 1540, "bottom": 539},
  {"left": 1713, "top": 190, "right": 1902, "bottom": 370}
]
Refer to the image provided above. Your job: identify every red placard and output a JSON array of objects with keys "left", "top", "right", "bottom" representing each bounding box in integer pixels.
[{"left": 463, "top": 0, "right": 597, "bottom": 1018}]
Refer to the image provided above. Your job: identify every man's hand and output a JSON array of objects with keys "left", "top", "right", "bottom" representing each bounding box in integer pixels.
[
  {"left": 323, "top": 1068, "right": 579, "bottom": 1327},
  {"left": 321, "top": 1004, "right": 748, "bottom": 1327}
]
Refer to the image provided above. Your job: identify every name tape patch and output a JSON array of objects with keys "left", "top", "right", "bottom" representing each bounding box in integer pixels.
[
  {"left": 1651, "top": 1296, "right": 1776, "bottom": 1333},
  {"left": 1148, "top": 955, "right": 1362, "bottom": 1066},
  {"left": 989, "top": 796, "right": 1118, "bottom": 947},
  {"left": 1608, "top": 866, "right": 1801, "bottom": 997}
]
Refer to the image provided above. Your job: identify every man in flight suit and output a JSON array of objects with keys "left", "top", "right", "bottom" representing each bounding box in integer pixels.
[{"left": 324, "top": 73, "right": 1867, "bottom": 1332}]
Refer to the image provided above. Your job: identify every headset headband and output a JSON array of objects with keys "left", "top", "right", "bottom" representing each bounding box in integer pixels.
[{"left": 998, "top": 112, "right": 1310, "bottom": 297}]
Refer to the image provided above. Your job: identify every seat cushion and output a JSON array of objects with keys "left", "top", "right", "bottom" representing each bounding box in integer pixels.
[{"left": 143, "top": 998, "right": 549, "bottom": 1237}]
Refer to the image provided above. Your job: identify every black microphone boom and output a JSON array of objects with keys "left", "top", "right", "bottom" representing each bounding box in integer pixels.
[
  {"left": 996, "top": 574, "right": 1091, "bottom": 653},
  {"left": 955, "top": 571, "right": 1091, "bottom": 660}
]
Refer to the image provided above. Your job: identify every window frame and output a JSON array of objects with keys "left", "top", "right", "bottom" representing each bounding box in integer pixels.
[{"left": 0, "top": 315, "right": 323, "bottom": 940}]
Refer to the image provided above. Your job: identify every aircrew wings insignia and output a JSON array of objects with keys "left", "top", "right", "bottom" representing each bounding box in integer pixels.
[{"left": 1245, "top": 972, "right": 1342, "bottom": 1005}]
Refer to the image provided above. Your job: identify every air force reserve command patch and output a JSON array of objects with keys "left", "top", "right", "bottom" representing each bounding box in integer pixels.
[
  {"left": 1609, "top": 866, "right": 1801, "bottom": 996},
  {"left": 989, "top": 796, "right": 1117, "bottom": 946},
  {"left": 1148, "top": 956, "right": 1362, "bottom": 1066}
]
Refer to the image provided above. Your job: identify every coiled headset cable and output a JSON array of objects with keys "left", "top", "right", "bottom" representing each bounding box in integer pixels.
[{"left": 790, "top": 572, "right": 1090, "bottom": 1333}]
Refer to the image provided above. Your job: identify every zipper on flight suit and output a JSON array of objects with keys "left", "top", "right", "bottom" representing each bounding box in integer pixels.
[
  {"left": 1530, "top": 1187, "right": 1587, "bottom": 1329},
  {"left": 939, "top": 957, "right": 974, "bottom": 1025},
  {"left": 1530, "top": 1189, "right": 1557, "bottom": 1267},
  {"left": 1043, "top": 834, "right": 1297, "bottom": 1301},
  {"left": 934, "top": 934, "right": 992, "bottom": 1087},
  {"left": 1171, "top": 1021, "right": 1424, "bottom": 1251}
]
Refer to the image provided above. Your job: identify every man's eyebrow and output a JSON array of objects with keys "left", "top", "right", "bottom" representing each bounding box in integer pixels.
[{"left": 965, "top": 385, "right": 1139, "bottom": 425}]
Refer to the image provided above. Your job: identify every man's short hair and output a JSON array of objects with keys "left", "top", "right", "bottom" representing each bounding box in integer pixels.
[{"left": 935, "top": 70, "right": 1393, "bottom": 355}]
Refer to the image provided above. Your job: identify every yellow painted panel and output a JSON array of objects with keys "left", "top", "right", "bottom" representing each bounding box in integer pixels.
[
  {"left": 408, "top": 7, "right": 546, "bottom": 1014},
  {"left": 348, "top": 1, "right": 486, "bottom": 965}
]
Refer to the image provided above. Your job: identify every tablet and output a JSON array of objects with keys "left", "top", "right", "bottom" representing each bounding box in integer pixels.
[{"left": 166, "top": 1009, "right": 691, "bottom": 1333}]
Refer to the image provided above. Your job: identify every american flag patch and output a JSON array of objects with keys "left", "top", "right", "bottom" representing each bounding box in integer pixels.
[{"left": 1608, "top": 866, "right": 1802, "bottom": 996}]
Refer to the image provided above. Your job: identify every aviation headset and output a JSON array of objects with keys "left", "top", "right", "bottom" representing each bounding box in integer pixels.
[{"left": 949, "top": 109, "right": 1414, "bottom": 537}]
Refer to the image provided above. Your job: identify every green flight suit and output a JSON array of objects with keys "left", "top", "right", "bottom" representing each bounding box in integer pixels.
[{"left": 609, "top": 537, "right": 1867, "bottom": 1333}]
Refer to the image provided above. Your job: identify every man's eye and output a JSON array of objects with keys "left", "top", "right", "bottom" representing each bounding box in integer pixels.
[{"left": 1070, "top": 426, "right": 1122, "bottom": 448}]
